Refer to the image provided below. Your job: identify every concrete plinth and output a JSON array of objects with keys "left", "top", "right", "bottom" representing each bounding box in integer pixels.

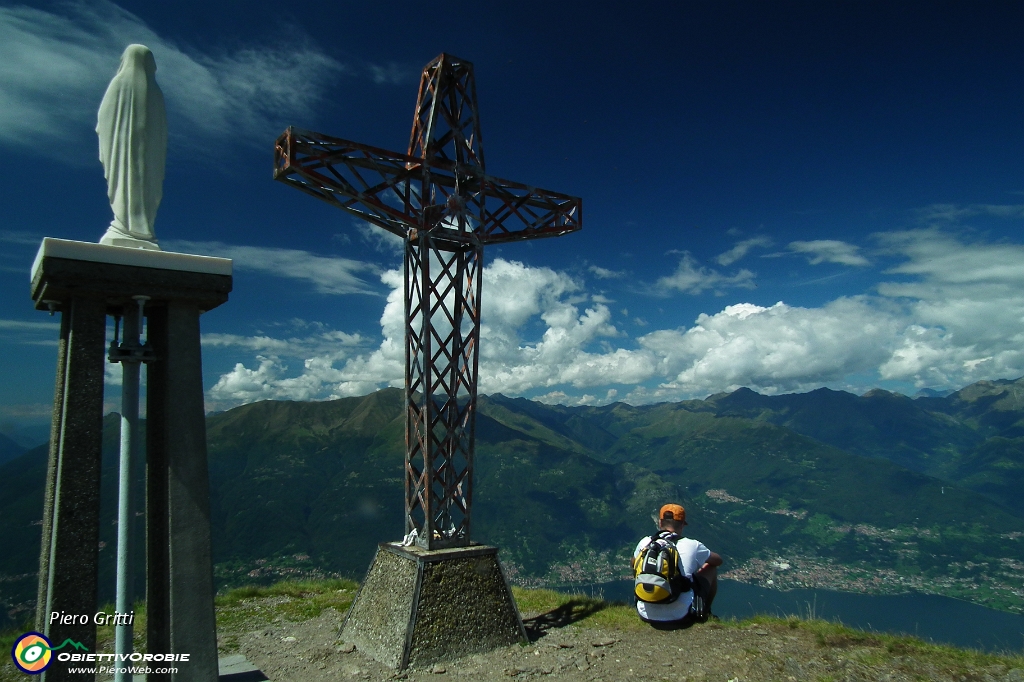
[
  {"left": 32, "top": 238, "right": 231, "bottom": 682},
  {"left": 341, "top": 543, "right": 527, "bottom": 670}
]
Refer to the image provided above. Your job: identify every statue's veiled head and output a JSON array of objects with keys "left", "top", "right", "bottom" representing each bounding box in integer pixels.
[{"left": 119, "top": 44, "right": 157, "bottom": 77}]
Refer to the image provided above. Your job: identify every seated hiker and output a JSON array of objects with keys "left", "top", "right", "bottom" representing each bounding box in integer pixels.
[{"left": 632, "top": 503, "right": 722, "bottom": 629}]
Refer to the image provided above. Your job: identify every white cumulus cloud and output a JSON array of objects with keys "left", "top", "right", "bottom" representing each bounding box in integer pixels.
[
  {"left": 636, "top": 298, "right": 901, "bottom": 401},
  {"left": 873, "top": 229, "right": 1024, "bottom": 387},
  {"left": 203, "top": 228, "right": 1024, "bottom": 409}
]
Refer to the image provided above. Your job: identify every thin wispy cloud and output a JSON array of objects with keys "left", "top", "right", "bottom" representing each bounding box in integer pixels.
[
  {"left": 0, "top": 319, "right": 60, "bottom": 332},
  {"left": 0, "top": 230, "right": 45, "bottom": 246},
  {"left": 203, "top": 329, "right": 367, "bottom": 358},
  {"left": 716, "top": 236, "right": 772, "bottom": 266},
  {"left": 0, "top": 1, "right": 357, "bottom": 159},
  {"left": 788, "top": 240, "right": 870, "bottom": 266},
  {"left": 656, "top": 252, "right": 756, "bottom": 295},
  {"left": 164, "top": 240, "right": 380, "bottom": 295},
  {"left": 356, "top": 222, "right": 404, "bottom": 256},
  {"left": 878, "top": 230, "right": 1024, "bottom": 285},
  {"left": 589, "top": 265, "right": 625, "bottom": 279},
  {"left": 917, "top": 203, "right": 1024, "bottom": 224},
  {"left": 0, "top": 318, "right": 61, "bottom": 348},
  {"left": 366, "top": 61, "right": 413, "bottom": 85},
  {"left": 0, "top": 403, "right": 53, "bottom": 420}
]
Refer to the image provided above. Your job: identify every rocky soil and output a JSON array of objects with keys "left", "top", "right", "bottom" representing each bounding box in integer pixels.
[{"left": 224, "top": 600, "right": 1024, "bottom": 682}]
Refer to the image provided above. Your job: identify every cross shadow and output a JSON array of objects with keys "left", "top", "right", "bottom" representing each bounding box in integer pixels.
[{"left": 522, "top": 600, "right": 609, "bottom": 642}]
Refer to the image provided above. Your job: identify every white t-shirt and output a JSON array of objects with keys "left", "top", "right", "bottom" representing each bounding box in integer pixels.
[{"left": 633, "top": 535, "right": 711, "bottom": 622}]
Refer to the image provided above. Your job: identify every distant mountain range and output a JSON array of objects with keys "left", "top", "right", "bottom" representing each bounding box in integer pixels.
[
  {"left": 2, "top": 377, "right": 1023, "bottom": 629},
  {"left": 0, "top": 432, "right": 26, "bottom": 467}
]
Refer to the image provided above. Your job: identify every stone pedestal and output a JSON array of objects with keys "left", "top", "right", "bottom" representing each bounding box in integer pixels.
[
  {"left": 31, "top": 238, "right": 231, "bottom": 682},
  {"left": 341, "top": 543, "right": 527, "bottom": 670}
]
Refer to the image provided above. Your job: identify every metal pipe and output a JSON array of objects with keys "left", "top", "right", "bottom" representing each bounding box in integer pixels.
[{"left": 114, "top": 296, "right": 147, "bottom": 681}]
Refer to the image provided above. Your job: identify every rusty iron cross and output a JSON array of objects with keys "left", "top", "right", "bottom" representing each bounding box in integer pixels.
[{"left": 274, "top": 53, "right": 581, "bottom": 550}]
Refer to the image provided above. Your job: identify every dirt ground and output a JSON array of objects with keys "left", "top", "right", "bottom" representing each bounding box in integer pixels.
[{"left": 226, "top": 602, "right": 1024, "bottom": 682}]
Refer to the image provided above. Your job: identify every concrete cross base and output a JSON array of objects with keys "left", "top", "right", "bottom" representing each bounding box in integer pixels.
[{"left": 341, "top": 543, "right": 527, "bottom": 670}]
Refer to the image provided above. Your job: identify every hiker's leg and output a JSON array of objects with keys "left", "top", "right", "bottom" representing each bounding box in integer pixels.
[{"left": 695, "top": 564, "right": 718, "bottom": 611}]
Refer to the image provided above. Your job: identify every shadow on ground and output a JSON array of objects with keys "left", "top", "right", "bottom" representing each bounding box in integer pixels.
[{"left": 523, "top": 599, "right": 608, "bottom": 641}]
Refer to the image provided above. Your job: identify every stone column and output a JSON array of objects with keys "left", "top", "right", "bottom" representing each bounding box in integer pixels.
[
  {"left": 34, "top": 310, "right": 67, "bottom": 634},
  {"left": 37, "top": 295, "right": 107, "bottom": 682},
  {"left": 146, "top": 305, "right": 172, "bottom": 681},
  {"left": 163, "top": 300, "right": 218, "bottom": 682}
]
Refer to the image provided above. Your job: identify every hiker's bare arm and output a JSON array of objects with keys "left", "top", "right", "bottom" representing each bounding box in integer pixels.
[{"left": 702, "top": 552, "right": 723, "bottom": 570}]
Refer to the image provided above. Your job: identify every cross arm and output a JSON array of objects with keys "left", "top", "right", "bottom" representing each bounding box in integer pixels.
[
  {"left": 459, "top": 174, "right": 581, "bottom": 245},
  {"left": 274, "top": 127, "right": 582, "bottom": 244},
  {"left": 274, "top": 127, "right": 423, "bottom": 239}
]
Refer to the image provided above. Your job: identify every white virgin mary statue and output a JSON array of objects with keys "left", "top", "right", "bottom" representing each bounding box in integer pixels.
[{"left": 97, "top": 44, "right": 167, "bottom": 250}]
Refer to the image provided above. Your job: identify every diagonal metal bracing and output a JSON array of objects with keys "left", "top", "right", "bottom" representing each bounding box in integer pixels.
[{"left": 275, "top": 53, "right": 579, "bottom": 550}]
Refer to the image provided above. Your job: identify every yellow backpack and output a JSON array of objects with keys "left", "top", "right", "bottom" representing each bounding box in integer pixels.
[{"left": 633, "top": 531, "right": 692, "bottom": 603}]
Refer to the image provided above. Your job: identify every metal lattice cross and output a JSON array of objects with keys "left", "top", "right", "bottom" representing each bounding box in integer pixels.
[{"left": 273, "top": 53, "right": 581, "bottom": 549}]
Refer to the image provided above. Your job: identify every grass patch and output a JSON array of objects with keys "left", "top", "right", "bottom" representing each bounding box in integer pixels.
[
  {"left": 216, "top": 578, "right": 359, "bottom": 609},
  {"left": 0, "top": 615, "right": 35, "bottom": 659},
  {"left": 215, "top": 577, "right": 359, "bottom": 646},
  {"left": 512, "top": 586, "right": 643, "bottom": 631},
  {"left": 739, "top": 613, "right": 1024, "bottom": 672},
  {"left": 94, "top": 601, "right": 148, "bottom": 654}
]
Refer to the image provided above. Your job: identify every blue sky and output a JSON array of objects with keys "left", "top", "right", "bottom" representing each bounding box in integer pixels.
[{"left": 1, "top": 1, "right": 1023, "bottom": 436}]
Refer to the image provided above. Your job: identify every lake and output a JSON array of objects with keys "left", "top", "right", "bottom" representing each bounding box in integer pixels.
[{"left": 561, "top": 579, "right": 1024, "bottom": 653}]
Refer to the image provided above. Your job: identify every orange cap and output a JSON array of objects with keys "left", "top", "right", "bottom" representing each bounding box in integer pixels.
[{"left": 659, "top": 504, "right": 686, "bottom": 524}]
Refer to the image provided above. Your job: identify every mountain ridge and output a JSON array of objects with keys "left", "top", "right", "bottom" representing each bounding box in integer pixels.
[{"left": 2, "top": 376, "right": 1024, "bottom": 629}]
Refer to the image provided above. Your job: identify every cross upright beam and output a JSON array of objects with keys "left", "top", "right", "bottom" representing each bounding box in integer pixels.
[{"left": 274, "top": 53, "right": 581, "bottom": 550}]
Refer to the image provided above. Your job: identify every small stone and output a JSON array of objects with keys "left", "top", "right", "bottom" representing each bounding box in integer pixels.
[
  {"left": 338, "top": 642, "right": 356, "bottom": 653},
  {"left": 281, "top": 636, "right": 297, "bottom": 642},
  {"left": 558, "top": 642, "right": 574, "bottom": 648},
  {"left": 591, "top": 638, "right": 616, "bottom": 647},
  {"left": 431, "top": 664, "right": 447, "bottom": 674},
  {"left": 755, "top": 629, "right": 769, "bottom": 636}
]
